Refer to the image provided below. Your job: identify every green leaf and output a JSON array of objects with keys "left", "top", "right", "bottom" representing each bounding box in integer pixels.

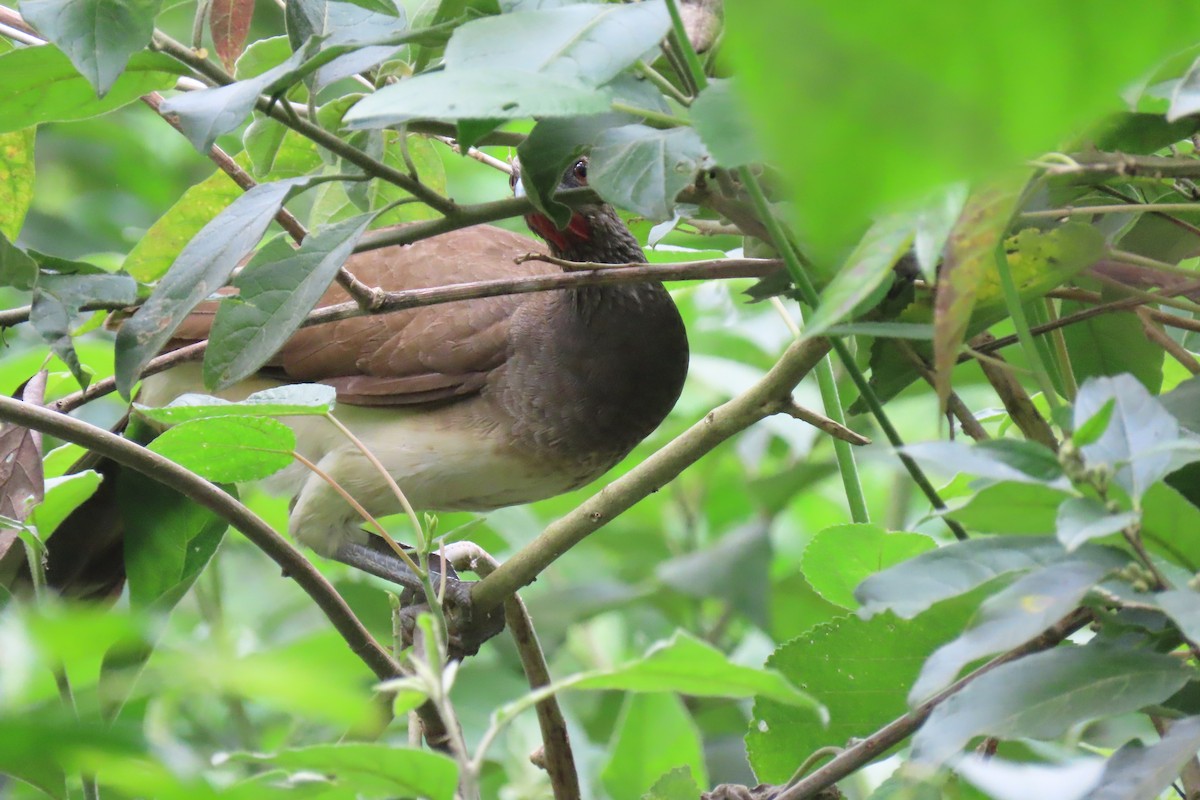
[
  {"left": 30, "top": 271, "right": 137, "bottom": 387},
  {"left": 343, "top": 69, "right": 611, "bottom": 127},
  {"left": 148, "top": 416, "right": 295, "bottom": 483},
  {"left": 1075, "top": 374, "right": 1186, "bottom": 502},
  {"left": 445, "top": 1, "right": 670, "bottom": 85},
  {"left": 656, "top": 523, "right": 771, "bottom": 629},
  {"left": 517, "top": 113, "right": 625, "bottom": 227},
  {"left": 1087, "top": 112, "right": 1200, "bottom": 153},
  {"left": 1143, "top": 482, "right": 1200, "bottom": 571},
  {"left": 284, "top": 0, "right": 410, "bottom": 90},
  {"left": 690, "top": 79, "right": 763, "bottom": 169},
  {"left": 204, "top": 214, "right": 373, "bottom": 389},
  {"left": 0, "top": 230, "right": 37, "bottom": 289},
  {"left": 0, "top": 47, "right": 180, "bottom": 133},
  {"left": 933, "top": 183, "right": 1023, "bottom": 409},
  {"left": 723, "top": 1, "right": 1200, "bottom": 253},
  {"left": 800, "top": 523, "right": 936, "bottom": 609},
  {"left": 589, "top": 125, "right": 710, "bottom": 221},
  {"left": 119, "top": 468, "right": 228, "bottom": 610},
  {"left": 136, "top": 384, "right": 336, "bottom": 425},
  {"left": 902, "top": 439, "right": 1067, "bottom": 487},
  {"left": 122, "top": 167, "right": 244, "bottom": 282},
  {"left": 954, "top": 755, "right": 1104, "bottom": 800},
  {"left": 160, "top": 43, "right": 318, "bottom": 151},
  {"left": 0, "top": 714, "right": 145, "bottom": 800},
  {"left": 1074, "top": 397, "right": 1116, "bottom": 447},
  {"left": 22, "top": 0, "right": 163, "bottom": 97},
  {"left": 1061, "top": 301, "right": 1163, "bottom": 393},
  {"left": 805, "top": 213, "right": 916, "bottom": 337},
  {"left": 912, "top": 645, "right": 1193, "bottom": 766},
  {"left": 1055, "top": 496, "right": 1140, "bottom": 550},
  {"left": 231, "top": 743, "right": 458, "bottom": 800},
  {"left": 572, "top": 630, "right": 819, "bottom": 711},
  {"left": 945, "top": 481, "right": 1072, "bottom": 536},
  {"left": 28, "top": 471, "right": 101, "bottom": 539},
  {"left": 1163, "top": 375, "right": 1200, "bottom": 434},
  {"left": 160, "top": 632, "right": 380, "bottom": 728},
  {"left": 601, "top": 694, "right": 707, "bottom": 800},
  {"left": 1086, "top": 716, "right": 1200, "bottom": 800},
  {"left": 1155, "top": 590, "right": 1200, "bottom": 643},
  {"left": 855, "top": 536, "right": 1128, "bottom": 619},
  {"left": 748, "top": 592, "right": 980, "bottom": 783},
  {"left": 115, "top": 177, "right": 309, "bottom": 398},
  {"left": 0, "top": 128, "right": 35, "bottom": 240},
  {"left": 910, "top": 560, "right": 1113, "bottom": 703},
  {"left": 641, "top": 767, "right": 703, "bottom": 800}
]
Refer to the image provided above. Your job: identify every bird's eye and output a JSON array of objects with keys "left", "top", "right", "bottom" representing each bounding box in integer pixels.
[{"left": 572, "top": 159, "right": 588, "bottom": 183}]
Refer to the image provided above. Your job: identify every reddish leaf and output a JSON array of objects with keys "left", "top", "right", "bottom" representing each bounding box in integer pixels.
[
  {"left": 211, "top": 0, "right": 256, "bottom": 73},
  {"left": 933, "top": 180, "right": 1022, "bottom": 411},
  {"left": 0, "top": 372, "right": 47, "bottom": 560}
]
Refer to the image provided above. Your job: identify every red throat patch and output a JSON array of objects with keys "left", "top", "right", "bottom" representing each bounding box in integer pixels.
[{"left": 525, "top": 213, "right": 592, "bottom": 253}]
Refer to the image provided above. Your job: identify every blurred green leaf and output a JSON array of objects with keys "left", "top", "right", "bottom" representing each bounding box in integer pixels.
[
  {"left": 805, "top": 213, "right": 914, "bottom": 338},
  {"left": 690, "top": 79, "right": 762, "bottom": 169},
  {"left": 656, "top": 523, "right": 771, "bottom": 629},
  {"left": 0, "top": 230, "right": 37, "bottom": 289},
  {"left": 0, "top": 128, "right": 35, "bottom": 240},
  {"left": 148, "top": 416, "right": 294, "bottom": 483},
  {"left": 232, "top": 743, "right": 458, "bottom": 800},
  {"left": 723, "top": 1, "right": 1200, "bottom": 253},
  {"left": 29, "top": 471, "right": 101, "bottom": 539},
  {"left": 571, "top": 630, "right": 820, "bottom": 712},
  {"left": 119, "top": 468, "right": 228, "bottom": 609},
  {"left": 912, "top": 645, "right": 1192, "bottom": 766},
  {"left": 903, "top": 439, "right": 1067, "bottom": 487},
  {"left": 1085, "top": 716, "right": 1200, "bottom": 800},
  {"left": 801, "top": 523, "right": 936, "bottom": 610},
  {"left": 601, "top": 693, "right": 706, "bottom": 800},
  {"left": 642, "top": 767, "right": 704, "bottom": 800},
  {"left": 0, "top": 48, "right": 180, "bottom": 133}
]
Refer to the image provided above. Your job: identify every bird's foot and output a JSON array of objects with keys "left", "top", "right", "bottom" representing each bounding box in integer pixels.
[
  {"left": 332, "top": 539, "right": 505, "bottom": 658},
  {"left": 397, "top": 578, "right": 506, "bottom": 660}
]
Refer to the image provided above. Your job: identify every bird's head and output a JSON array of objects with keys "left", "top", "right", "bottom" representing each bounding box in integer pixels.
[{"left": 512, "top": 157, "right": 644, "bottom": 264}]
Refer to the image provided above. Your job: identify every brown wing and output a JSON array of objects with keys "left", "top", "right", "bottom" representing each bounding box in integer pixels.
[{"left": 171, "top": 224, "right": 555, "bottom": 406}]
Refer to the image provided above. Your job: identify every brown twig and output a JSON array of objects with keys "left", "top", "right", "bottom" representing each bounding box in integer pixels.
[
  {"left": 969, "top": 335, "right": 1059, "bottom": 451},
  {"left": 771, "top": 399, "right": 871, "bottom": 446},
  {"left": 44, "top": 259, "right": 780, "bottom": 414},
  {"left": 1138, "top": 308, "right": 1200, "bottom": 374},
  {"left": 896, "top": 342, "right": 989, "bottom": 442}
]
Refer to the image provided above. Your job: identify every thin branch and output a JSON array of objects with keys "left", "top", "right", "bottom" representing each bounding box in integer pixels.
[
  {"left": 452, "top": 545, "right": 580, "bottom": 800},
  {"left": 470, "top": 336, "right": 833, "bottom": 612},
  {"left": 1040, "top": 152, "right": 1200, "bottom": 181},
  {"left": 44, "top": 259, "right": 779, "bottom": 414},
  {"left": 969, "top": 335, "right": 1059, "bottom": 452},
  {"left": 0, "top": 395, "right": 402, "bottom": 682},
  {"left": 775, "top": 608, "right": 1092, "bottom": 800},
  {"left": 1138, "top": 309, "right": 1200, "bottom": 375},
  {"left": 771, "top": 399, "right": 871, "bottom": 446},
  {"left": 896, "top": 342, "right": 989, "bottom": 442},
  {"left": 1022, "top": 201, "right": 1200, "bottom": 219}
]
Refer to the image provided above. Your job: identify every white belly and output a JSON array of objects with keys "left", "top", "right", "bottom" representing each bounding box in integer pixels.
[{"left": 139, "top": 366, "right": 591, "bottom": 554}]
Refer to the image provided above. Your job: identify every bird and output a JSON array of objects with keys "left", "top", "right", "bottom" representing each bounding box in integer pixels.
[{"left": 41, "top": 158, "right": 690, "bottom": 632}]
